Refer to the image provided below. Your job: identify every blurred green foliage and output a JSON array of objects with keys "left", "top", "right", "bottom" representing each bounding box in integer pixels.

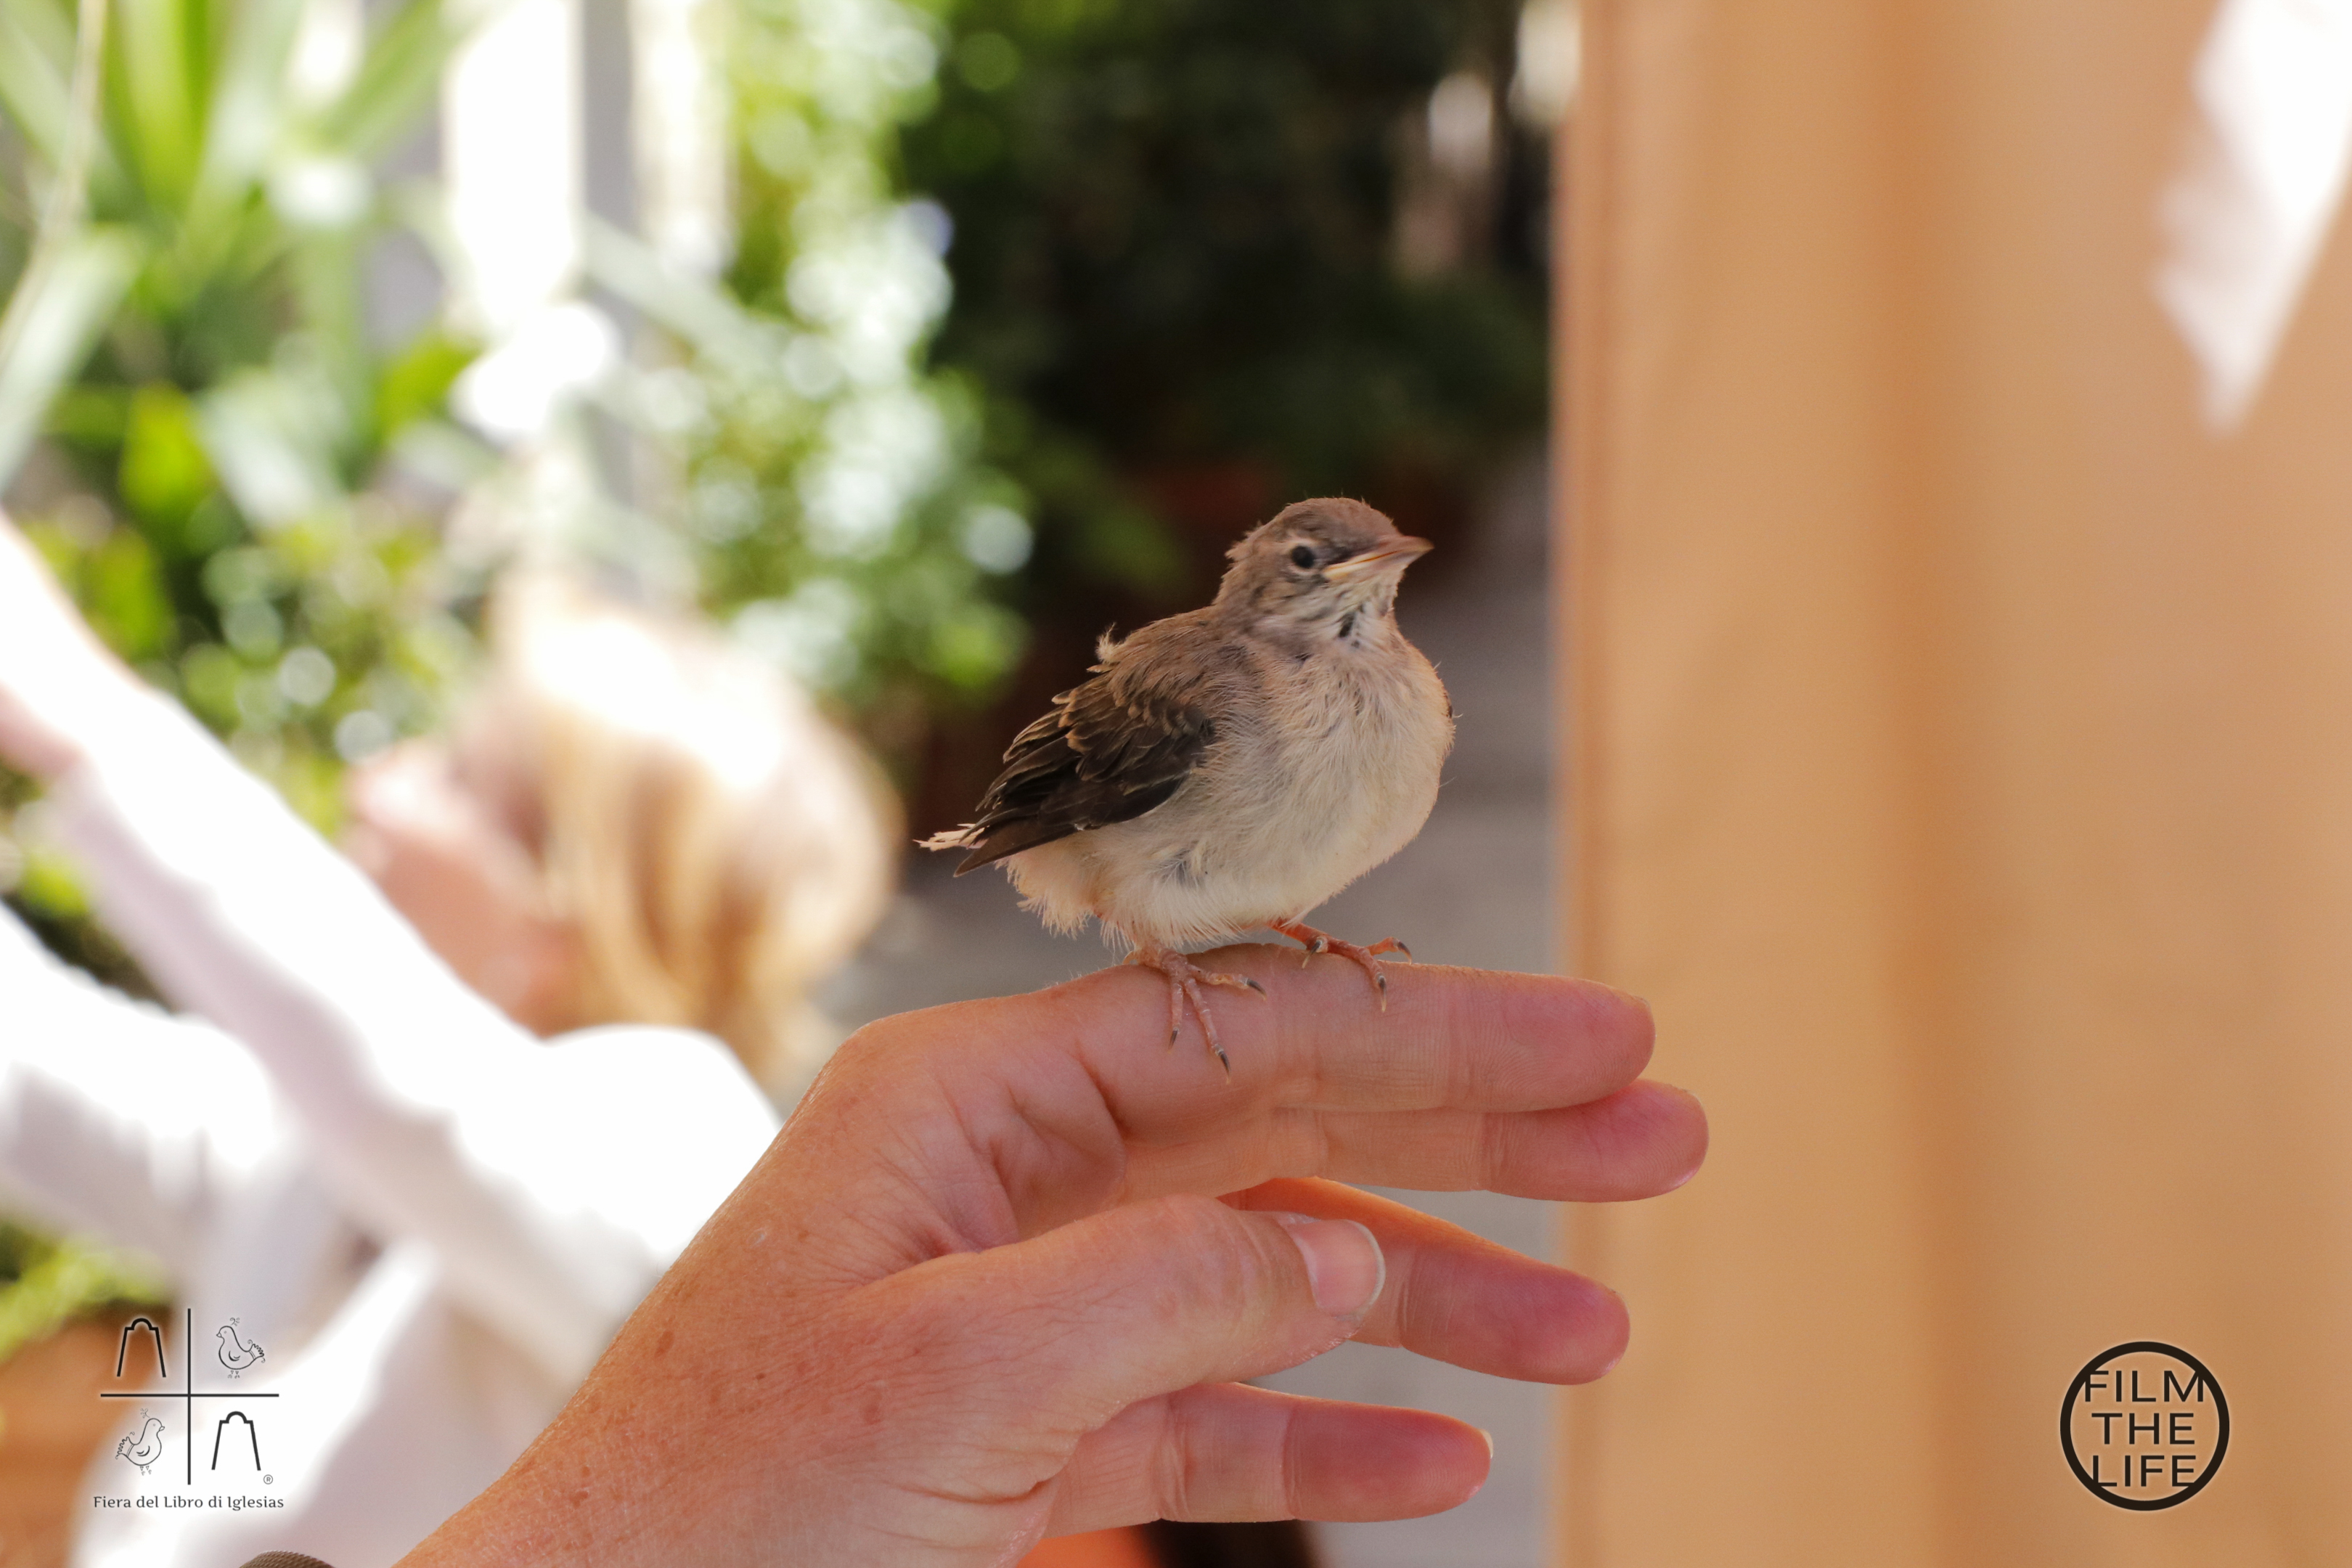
[
  {"left": 905, "top": 0, "right": 1548, "bottom": 600},
  {"left": 586, "top": 0, "right": 1037, "bottom": 746},
  {"left": 0, "top": 0, "right": 1032, "bottom": 1347},
  {"left": 0, "top": 1221, "right": 166, "bottom": 1368},
  {"left": 0, "top": 0, "right": 475, "bottom": 1353},
  {"left": 0, "top": 0, "right": 481, "bottom": 844},
  {"left": 0, "top": 0, "right": 1554, "bottom": 1355}
]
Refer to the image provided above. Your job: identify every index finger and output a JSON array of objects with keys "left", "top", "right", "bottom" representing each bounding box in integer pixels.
[
  {"left": 1043, "top": 945, "right": 1657, "bottom": 1128},
  {"left": 781, "top": 951, "right": 1675, "bottom": 1270},
  {"left": 987, "top": 951, "right": 1669, "bottom": 1220}
]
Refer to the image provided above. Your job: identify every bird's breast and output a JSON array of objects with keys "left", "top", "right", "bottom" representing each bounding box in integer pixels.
[
  {"left": 1074, "top": 634, "right": 1451, "bottom": 944},
  {"left": 1249, "top": 640, "right": 1450, "bottom": 864}
]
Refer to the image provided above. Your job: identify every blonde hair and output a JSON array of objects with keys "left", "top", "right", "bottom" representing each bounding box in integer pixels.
[{"left": 475, "top": 576, "right": 897, "bottom": 1088}]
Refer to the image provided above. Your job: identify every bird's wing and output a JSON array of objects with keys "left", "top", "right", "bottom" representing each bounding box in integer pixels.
[{"left": 950, "top": 616, "right": 1236, "bottom": 873}]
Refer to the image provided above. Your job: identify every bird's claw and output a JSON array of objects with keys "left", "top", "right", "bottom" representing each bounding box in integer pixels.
[
  {"left": 1272, "top": 921, "right": 1413, "bottom": 1010},
  {"left": 1140, "top": 949, "right": 1262, "bottom": 1077}
]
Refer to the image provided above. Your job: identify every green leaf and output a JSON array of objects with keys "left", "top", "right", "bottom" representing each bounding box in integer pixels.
[
  {"left": 177, "top": 640, "right": 243, "bottom": 729},
  {"left": 81, "top": 526, "right": 173, "bottom": 658},
  {"left": 318, "top": 0, "right": 461, "bottom": 163},
  {"left": 118, "top": 381, "right": 215, "bottom": 523},
  {"left": 0, "top": 1222, "right": 168, "bottom": 1368},
  {"left": 13, "top": 844, "right": 90, "bottom": 921},
  {"left": 187, "top": 0, "right": 308, "bottom": 229},
  {"left": 197, "top": 362, "right": 354, "bottom": 526},
  {"left": 44, "top": 381, "right": 130, "bottom": 446},
  {"left": 0, "top": 0, "right": 75, "bottom": 168},
  {"left": 0, "top": 0, "right": 130, "bottom": 213},
  {"left": 0, "top": 224, "right": 142, "bottom": 488},
  {"left": 374, "top": 327, "right": 475, "bottom": 441},
  {"left": 111, "top": 0, "right": 207, "bottom": 209}
]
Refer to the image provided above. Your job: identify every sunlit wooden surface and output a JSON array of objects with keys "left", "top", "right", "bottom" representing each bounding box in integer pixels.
[{"left": 0, "top": 1318, "right": 130, "bottom": 1568}]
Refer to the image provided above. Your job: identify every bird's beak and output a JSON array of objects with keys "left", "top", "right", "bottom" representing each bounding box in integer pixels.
[{"left": 1323, "top": 536, "right": 1434, "bottom": 581}]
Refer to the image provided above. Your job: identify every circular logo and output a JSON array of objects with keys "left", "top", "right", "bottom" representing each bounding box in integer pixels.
[{"left": 2059, "top": 1342, "right": 2228, "bottom": 1510}]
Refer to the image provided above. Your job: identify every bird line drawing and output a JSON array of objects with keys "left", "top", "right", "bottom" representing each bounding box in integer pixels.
[
  {"left": 99, "top": 1307, "right": 282, "bottom": 1487},
  {"left": 115, "top": 1413, "right": 165, "bottom": 1475},
  {"left": 926, "top": 498, "right": 1451, "bottom": 1074},
  {"left": 217, "top": 1318, "right": 265, "bottom": 1377},
  {"left": 115, "top": 1315, "right": 166, "bottom": 1379}
]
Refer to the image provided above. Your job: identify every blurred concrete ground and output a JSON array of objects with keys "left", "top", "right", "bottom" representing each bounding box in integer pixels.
[{"left": 819, "top": 447, "right": 1557, "bottom": 1568}]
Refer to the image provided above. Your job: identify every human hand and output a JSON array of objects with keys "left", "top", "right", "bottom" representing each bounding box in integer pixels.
[
  {"left": 0, "top": 513, "right": 152, "bottom": 780},
  {"left": 399, "top": 955, "right": 1704, "bottom": 1566}
]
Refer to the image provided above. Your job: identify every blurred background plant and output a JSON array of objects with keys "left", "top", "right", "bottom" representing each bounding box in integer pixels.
[
  {"left": 0, "top": 0, "right": 1561, "bottom": 914},
  {"left": 0, "top": 0, "right": 481, "bottom": 986},
  {"left": 0, "top": 0, "right": 1561, "bottom": 1362},
  {"left": 899, "top": 0, "right": 1557, "bottom": 822},
  {"left": 618, "top": 0, "right": 1040, "bottom": 760},
  {"left": 0, "top": 0, "right": 1039, "bottom": 1342},
  {"left": 0, "top": 1220, "right": 165, "bottom": 1368},
  {"left": 915, "top": 0, "right": 1548, "bottom": 509}
]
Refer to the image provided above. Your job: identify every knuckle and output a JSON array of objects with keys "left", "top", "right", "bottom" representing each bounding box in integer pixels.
[
  {"left": 822, "top": 1012, "right": 918, "bottom": 1085},
  {"left": 1475, "top": 1109, "right": 1511, "bottom": 1190},
  {"left": 1263, "top": 1106, "right": 1331, "bottom": 1178},
  {"left": 867, "top": 1259, "right": 982, "bottom": 1365},
  {"left": 1153, "top": 1400, "right": 1198, "bottom": 1521},
  {"left": 1138, "top": 1193, "right": 1291, "bottom": 1318}
]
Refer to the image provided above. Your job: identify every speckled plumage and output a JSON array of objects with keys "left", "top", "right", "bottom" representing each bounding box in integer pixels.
[{"left": 925, "top": 497, "right": 1453, "bottom": 1069}]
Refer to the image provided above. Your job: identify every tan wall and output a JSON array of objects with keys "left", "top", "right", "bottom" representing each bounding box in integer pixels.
[{"left": 1557, "top": 0, "right": 2352, "bottom": 1561}]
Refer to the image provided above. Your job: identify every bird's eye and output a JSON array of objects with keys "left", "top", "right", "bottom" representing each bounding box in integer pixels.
[{"left": 1288, "top": 544, "right": 1317, "bottom": 570}]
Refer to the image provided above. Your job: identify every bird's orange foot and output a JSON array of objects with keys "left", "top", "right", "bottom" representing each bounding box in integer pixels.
[
  {"left": 1127, "top": 948, "right": 1265, "bottom": 1077},
  {"left": 1270, "top": 920, "right": 1413, "bottom": 1010}
]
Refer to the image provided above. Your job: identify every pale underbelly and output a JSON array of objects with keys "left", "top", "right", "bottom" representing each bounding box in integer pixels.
[{"left": 1078, "top": 761, "right": 1437, "bottom": 944}]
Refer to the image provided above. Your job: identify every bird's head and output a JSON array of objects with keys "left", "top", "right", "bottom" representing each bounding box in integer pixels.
[{"left": 1214, "top": 498, "right": 1432, "bottom": 642}]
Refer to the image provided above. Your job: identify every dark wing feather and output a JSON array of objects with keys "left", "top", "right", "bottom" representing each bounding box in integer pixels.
[{"left": 950, "top": 619, "right": 1227, "bottom": 873}]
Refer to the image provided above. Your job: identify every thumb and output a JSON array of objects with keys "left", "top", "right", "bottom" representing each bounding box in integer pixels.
[{"left": 891, "top": 1192, "right": 1386, "bottom": 1434}]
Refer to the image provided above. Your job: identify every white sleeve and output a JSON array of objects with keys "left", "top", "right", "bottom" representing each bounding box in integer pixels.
[
  {"left": 47, "top": 694, "right": 780, "bottom": 1383},
  {"left": 0, "top": 905, "right": 284, "bottom": 1281}
]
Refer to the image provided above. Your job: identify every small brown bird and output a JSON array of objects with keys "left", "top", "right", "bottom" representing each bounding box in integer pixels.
[{"left": 925, "top": 497, "right": 1453, "bottom": 1072}]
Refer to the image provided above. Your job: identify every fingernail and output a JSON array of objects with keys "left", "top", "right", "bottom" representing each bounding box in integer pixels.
[
  {"left": 1477, "top": 1428, "right": 1495, "bottom": 1458},
  {"left": 1270, "top": 1214, "right": 1386, "bottom": 1319},
  {"left": 1667, "top": 1087, "right": 1707, "bottom": 1190}
]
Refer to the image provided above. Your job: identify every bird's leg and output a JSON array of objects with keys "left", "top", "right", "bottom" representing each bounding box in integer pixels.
[
  {"left": 1125, "top": 947, "right": 1265, "bottom": 1077},
  {"left": 1270, "top": 919, "right": 1413, "bottom": 1010}
]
